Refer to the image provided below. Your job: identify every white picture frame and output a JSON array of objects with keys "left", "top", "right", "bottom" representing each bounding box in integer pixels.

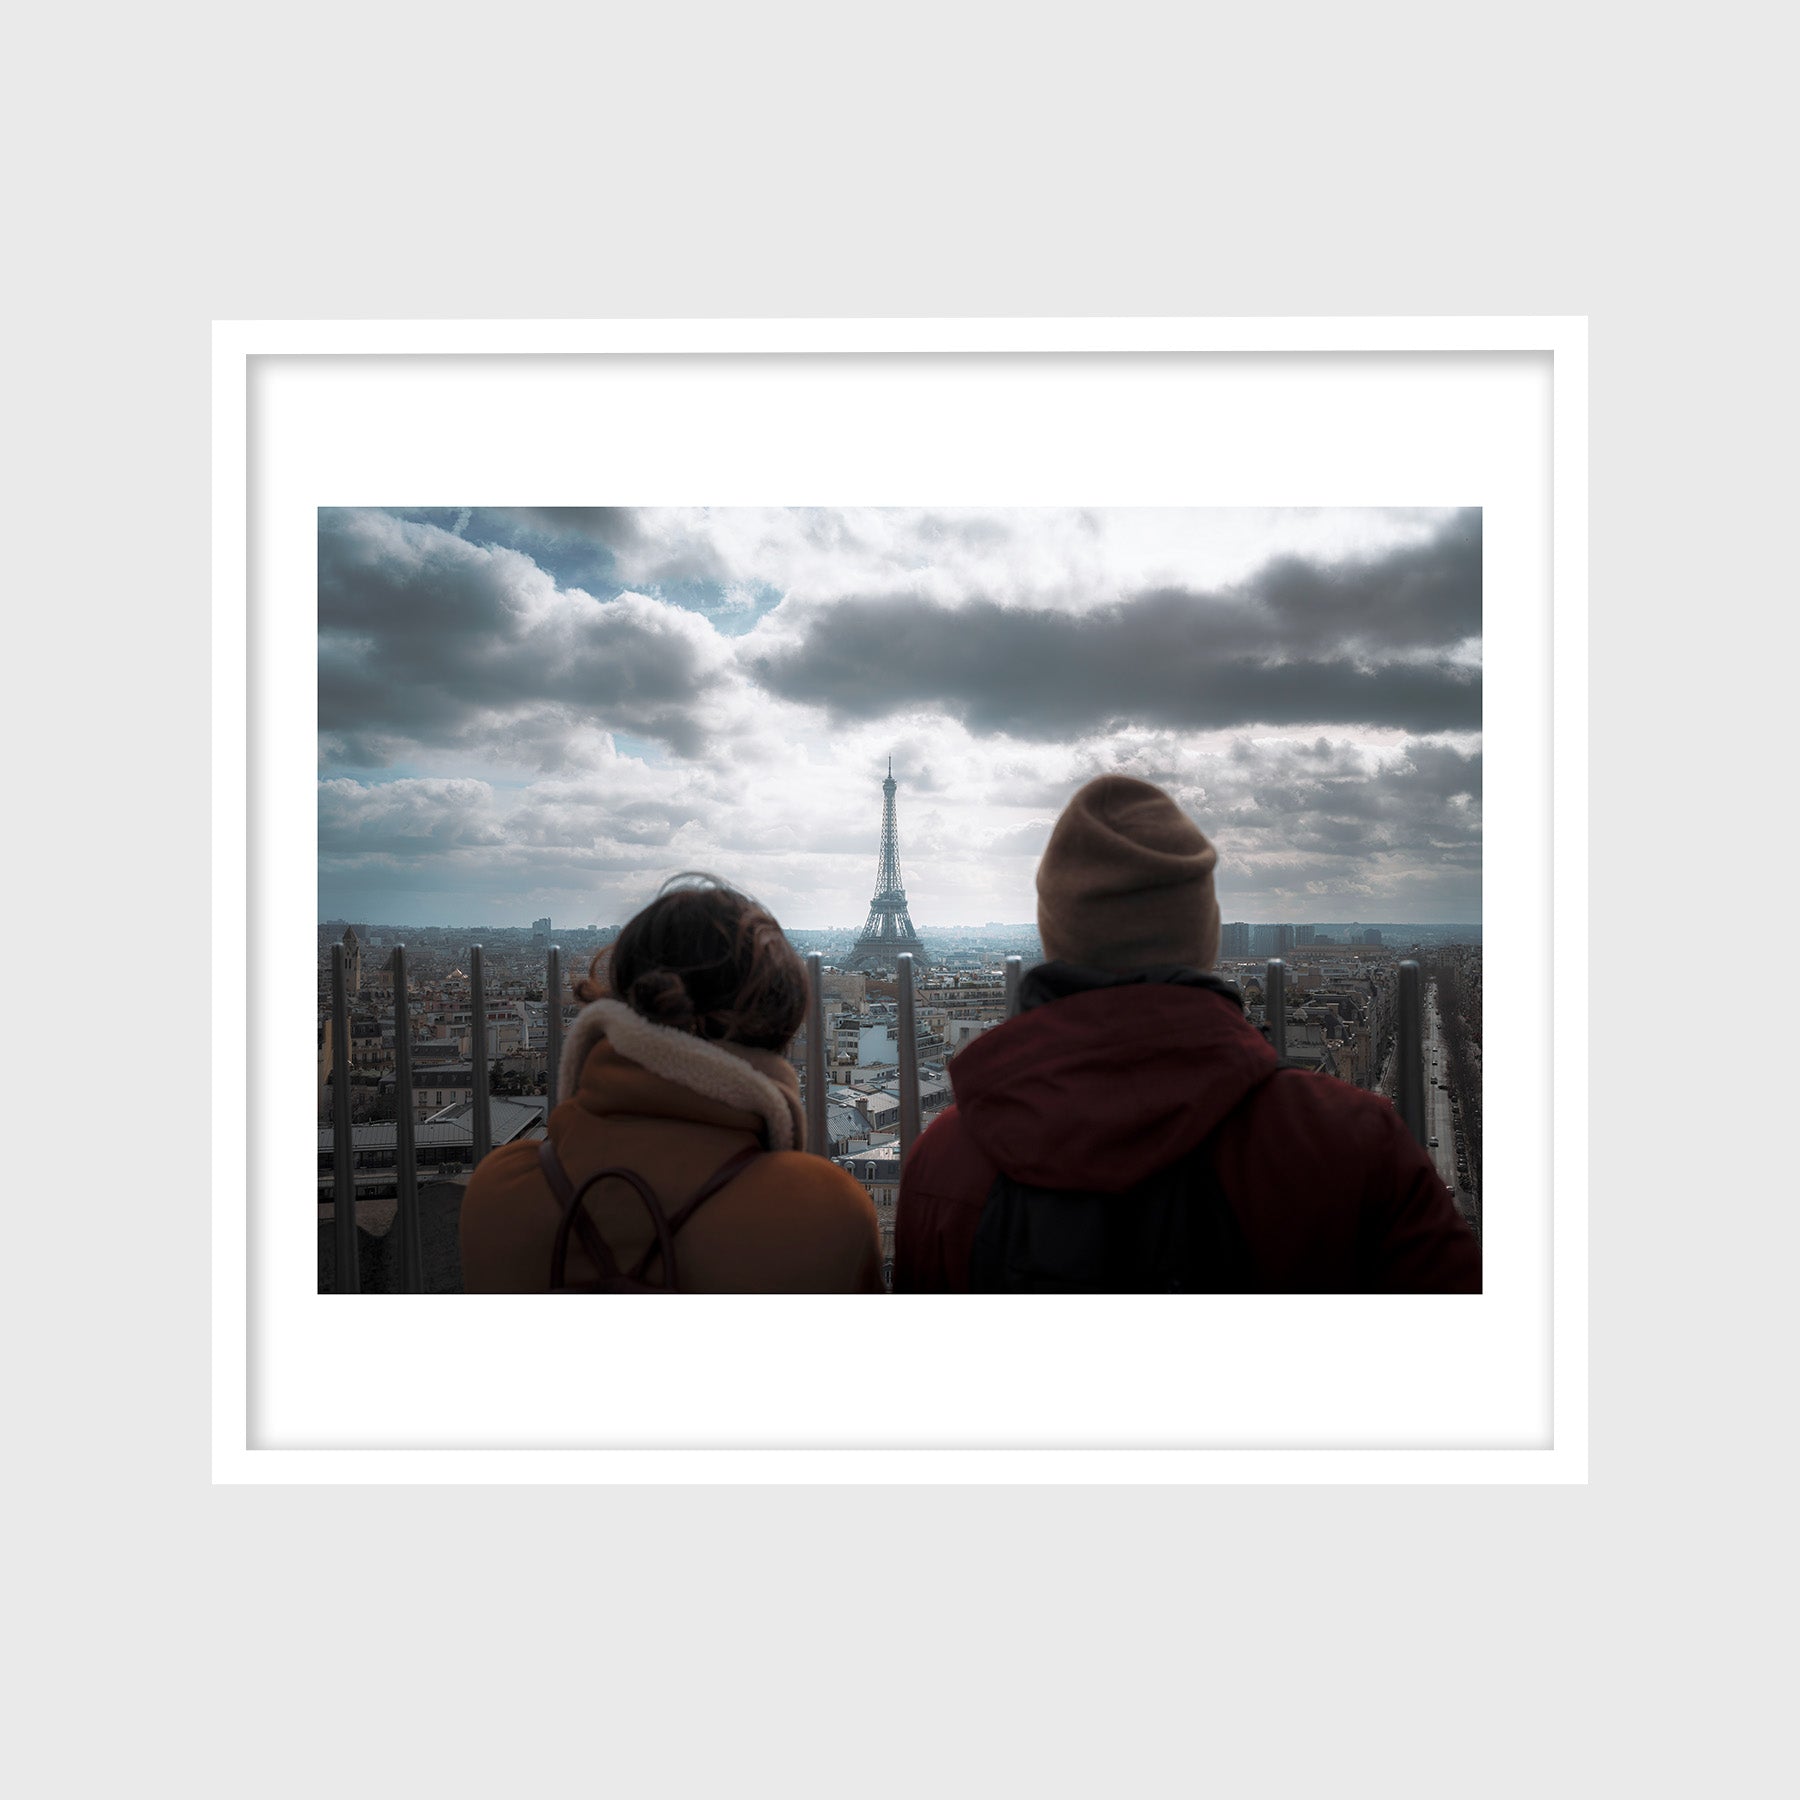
[{"left": 214, "top": 318, "right": 1586, "bottom": 1484}]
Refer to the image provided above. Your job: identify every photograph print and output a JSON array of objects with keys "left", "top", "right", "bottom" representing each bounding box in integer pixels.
[{"left": 317, "top": 505, "right": 1483, "bottom": 1295}]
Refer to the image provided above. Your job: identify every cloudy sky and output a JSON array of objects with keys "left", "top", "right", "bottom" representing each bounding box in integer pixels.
[{"left": 318, "top": 506, "right": 1481, "bottom": 928}]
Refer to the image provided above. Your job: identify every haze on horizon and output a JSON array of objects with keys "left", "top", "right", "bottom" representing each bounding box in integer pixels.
[{"left": 318, "top": 506, "right": 1482, "bottom": 931}]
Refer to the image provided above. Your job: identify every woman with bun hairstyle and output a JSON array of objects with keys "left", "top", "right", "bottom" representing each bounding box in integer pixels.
[{"left": 460, "top": 874, "right": 884, "bottom": 1293}]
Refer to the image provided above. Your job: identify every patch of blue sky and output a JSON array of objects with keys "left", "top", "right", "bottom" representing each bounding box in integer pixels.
[
  {"left": 375, "top": 508, "right": 784, "bottom": 629},
  {"left": 609, "top": 732, "right": 665, "bottom": 765},
  {"left": 320, "top": 757, "right": 432, "bottom": 781},
  {"left": 387, "top": 506, "right": 621, "bottom": 596},
  {"left": 642, "top": 575, "right": 785, "bottom": 636},
  {"left": 319, "top": 760, "right": 543, "bottom": 791}
]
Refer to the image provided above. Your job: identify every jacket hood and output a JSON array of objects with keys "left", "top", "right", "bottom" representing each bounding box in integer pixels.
[
  {"left": 946, "top": 963, "right": 1279, "bottom": 1191},
  {"left": 562, "top": 998, "right": 805, "bottom": 1150}
]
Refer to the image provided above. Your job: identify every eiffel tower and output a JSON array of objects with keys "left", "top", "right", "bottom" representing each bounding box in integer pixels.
[{"left": 846, "top": 759, "right": 927, "bottom": 972}]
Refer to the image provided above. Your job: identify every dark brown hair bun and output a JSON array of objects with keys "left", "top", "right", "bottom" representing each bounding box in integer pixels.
[
  {"left": 626, "top": 967, "right": 697, "bottom": 1031},
  {"left": 572, "top": 873, "right": 809, "bottom": 1051}
]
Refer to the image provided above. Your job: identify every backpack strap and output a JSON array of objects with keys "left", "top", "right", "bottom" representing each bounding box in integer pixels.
[
  {"left": 539, "top": 1138, "right": 656, "bottom": 1291},
  {"left": 537, "top": 1136, "right": 764, "bottom": 1292},
  {"left": 626, "top": 1143, "right": 766, "bottom": 1285},
  {"left": 537, "top": 1136, "right": 616, "bottom": 1285}
]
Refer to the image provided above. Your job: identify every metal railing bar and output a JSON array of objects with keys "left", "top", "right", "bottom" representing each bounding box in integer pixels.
[
  {"left": 1396, "top": 960, "right": 1427, "bottom": 1147},
  {"left": 546, "top": 945, "right": 563, "bottom": 1112},
  {"left": 391, "top": 944, "right": 423, "bottom": 1292},
  {"left": 1004, "top": 954, "right": 1022, "bottom": 1019},
  {"left": 469, "top": 943, "right": 492, "bottom": 1167},
  {"left": 1265, "top": 958, "right": 1287, "bottom": 1060},
  {"left": 896, "top": 952, "right": 921, "bottom": 1164},
  {"left": 804, "top": 952, "right": 827, "bottom": 1157},
  {"left": 330, "top": 943, "right": 359, "bottom": 1293}
]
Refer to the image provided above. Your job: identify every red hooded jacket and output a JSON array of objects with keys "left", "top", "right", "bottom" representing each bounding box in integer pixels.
[{"left": 894, "top": 973, "right": 1480, "bottom": 1293}]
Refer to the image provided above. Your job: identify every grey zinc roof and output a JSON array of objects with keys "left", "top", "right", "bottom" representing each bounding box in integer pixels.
[
  {"left": 824, "top": 1103, "right": 868, "bottom": 1142},
  {"left": 319, "top": 1119, "right": 478, "bottom": 1153},
  {"left": 426, "top": 1096, "right": 548, "bottom": 1138},
  {"left": 318, "top": 1095, "right": 547, "bottom": 1153},
  {"left": 837, "top": 1144, "right": 903, "bottom": 1173}
]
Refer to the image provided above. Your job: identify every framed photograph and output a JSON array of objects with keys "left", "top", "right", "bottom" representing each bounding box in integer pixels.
[{"left": 214, "top": 318, "right": 1586, "bottom": 1481}]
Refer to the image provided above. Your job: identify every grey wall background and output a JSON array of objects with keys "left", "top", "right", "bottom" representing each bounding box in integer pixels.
[{"left": 7, "top": 3, "right": 1786, "bottom": 1795}]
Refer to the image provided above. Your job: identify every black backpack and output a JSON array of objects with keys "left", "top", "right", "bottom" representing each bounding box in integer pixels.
[
  {"left": 537, "top": 1138, "right": 764, "bottom": 1293},
  {"left": 968, "top": 1067, "right": 1282, "bottom": 1293}
]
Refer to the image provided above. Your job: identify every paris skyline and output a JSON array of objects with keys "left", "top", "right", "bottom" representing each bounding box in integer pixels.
[{"left": 318, "top": 506, "right": 1482, "bottom": 929}]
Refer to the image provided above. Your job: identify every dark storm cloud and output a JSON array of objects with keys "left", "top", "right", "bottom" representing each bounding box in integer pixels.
[
  {"left": 499, "top": 507, "right": 639, "bottom": 541},
  {"left": 1253, "top": 507, "right": 1481, "bottom": 649},
  {"left": 748, "top": 509, "right": 1481, "bottom": 738},
  {"left": 318, "top": 509, "right": 726, "bottom": 764}
]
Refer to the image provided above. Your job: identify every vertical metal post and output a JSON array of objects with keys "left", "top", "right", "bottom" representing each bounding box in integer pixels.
[
  {"left": 804, "top": 952, "right": 827, "bottom": 1156},
  {"left": 1266, "top": 958, "right": 1287, "bottom": 1059},
  {"left": 1396, "top": 960, "right": 1427, "bottom": 1146},
  {"left": 896, "top": 952, "right": 921, "bottom": 1165},
  {"left": 469, "top": 943, "right": 492, "bottom": 1166},
  {"left": 1004, "top": 954, "right": 1022, "bottom": 1019},
  {"left": 546, "top": 945, "right": 563, "bottom": 1113},
  {"left": 392, "top": 944, "right": 423, "bottom": 1292},
  {"left": 330, "top": 943, "right": 359, "bottom": 1293}
]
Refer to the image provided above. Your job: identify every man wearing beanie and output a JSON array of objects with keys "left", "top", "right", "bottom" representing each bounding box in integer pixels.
[{"left": 894, "top": 775, "right": 1480, "bottom": 1293}]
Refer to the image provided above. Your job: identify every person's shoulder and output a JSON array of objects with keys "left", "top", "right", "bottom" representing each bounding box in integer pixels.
[
  {"left": 754, "top": 1149, "right": 877, "bottom": 1212},
  {"left": 1243, "top": 1069, "right": 1408, "bottom": 1162},
  {"left": 909, "top": 1102, "right": 972, "bottom": 1163},
  {"left": 746, "top": 1151, "right": 882, "bottom": 1273},
  {"left": 1261, "top": 1066, "right": 1390, "bottom": 1118},
  {"left": 464, "top": 1134, "right": 544, "bottom": 1206},
  {"left": 899, "top": 1107, "right": 995, "bottom": 1232},
  {"left": 459, "top": 1137, "right": 554, "bottom": 1290}
]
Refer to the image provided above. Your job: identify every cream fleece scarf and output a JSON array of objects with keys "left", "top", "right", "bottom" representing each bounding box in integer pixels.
[{"left": 559, "top": 998, "right": 803, "bottom": 1152}]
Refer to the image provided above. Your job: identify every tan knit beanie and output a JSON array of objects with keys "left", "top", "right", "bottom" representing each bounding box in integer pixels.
[{"left": 1036, "top": 776, "right": 1222, "bottom": 972}]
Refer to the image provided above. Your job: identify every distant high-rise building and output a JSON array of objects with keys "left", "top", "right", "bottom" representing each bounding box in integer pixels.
[
  {"left": 531, "top": 916, "right": 552, "bottom": 946},
  {"left": 1361, "top": 928, "right": 1382, "bottom": 946},
  {"left": 1294, "top": 925, "right": 1315, "bottom": 948},
  {"left": 1251, "top": 923, "right": 1296, "bottom": 957},
  {"left": 1221, "top": 920, "right": 1251, "bottom": 959}
]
